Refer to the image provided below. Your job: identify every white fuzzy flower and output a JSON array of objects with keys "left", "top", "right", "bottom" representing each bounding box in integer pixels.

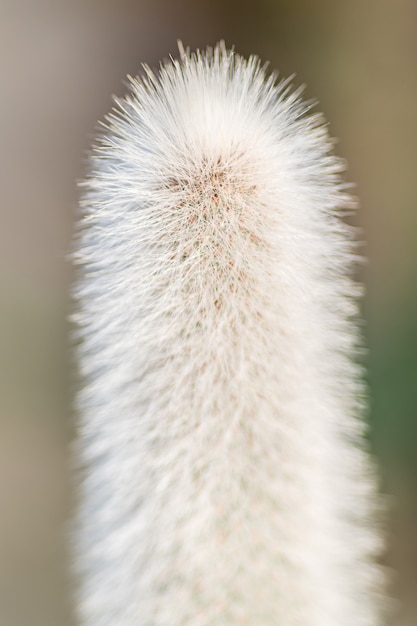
[{"left": 74, "top": 42, "right": 385, "bottom": 626}]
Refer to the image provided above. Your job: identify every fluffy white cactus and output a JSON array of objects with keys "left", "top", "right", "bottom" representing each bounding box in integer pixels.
[{"left": 73, "top": 42, "right": 385, "bottom": 626}]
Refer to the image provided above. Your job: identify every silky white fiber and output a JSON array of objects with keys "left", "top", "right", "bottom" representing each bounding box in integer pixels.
[{"left": 73, "top": 42, "right": 385, "bottom": 626}]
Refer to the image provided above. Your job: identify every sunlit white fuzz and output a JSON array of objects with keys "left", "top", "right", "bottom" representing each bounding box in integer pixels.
[{"left": 74, "top": 42, "right": 384, "bottom": 626}]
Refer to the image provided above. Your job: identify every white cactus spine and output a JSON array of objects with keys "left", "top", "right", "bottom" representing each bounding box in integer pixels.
[{"left": 74, "top": 42, "right": 384, "bottom": 626}]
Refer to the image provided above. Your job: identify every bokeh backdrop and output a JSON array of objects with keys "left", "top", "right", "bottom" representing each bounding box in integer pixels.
[{"left": 1, "top": 1, "right": 416, "bottom": 624}]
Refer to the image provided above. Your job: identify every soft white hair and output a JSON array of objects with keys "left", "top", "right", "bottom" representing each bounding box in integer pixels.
[{"left": 73, "top": 42, "right": 385, "bottom": 626}]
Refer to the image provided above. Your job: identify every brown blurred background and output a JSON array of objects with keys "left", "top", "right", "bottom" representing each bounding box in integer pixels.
[{"left": 1, "top": 0, "right": 416, "bottom": 624}]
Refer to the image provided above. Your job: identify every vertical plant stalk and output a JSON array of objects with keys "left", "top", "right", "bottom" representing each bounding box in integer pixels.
[{"left": 74, "top": 42, "right": 385, "bottom": 626}]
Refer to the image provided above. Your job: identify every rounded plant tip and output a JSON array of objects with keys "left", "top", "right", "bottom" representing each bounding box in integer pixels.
[{"left": 74, "top": 42, "right": 385, "bottom": 626}]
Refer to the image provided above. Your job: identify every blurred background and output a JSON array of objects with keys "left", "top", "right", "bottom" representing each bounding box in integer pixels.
[{"left": 0, "top": 0, "right": 416, "bottom": 624}]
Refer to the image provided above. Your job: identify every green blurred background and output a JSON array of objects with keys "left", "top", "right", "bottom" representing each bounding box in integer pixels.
[{"left": 1, "top": 0, "right": 416, "bottom": 624}]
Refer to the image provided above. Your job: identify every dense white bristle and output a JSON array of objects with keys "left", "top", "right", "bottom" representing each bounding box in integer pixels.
[{"left": 73, "top": 42, "right": 385, "bottom": 625}]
